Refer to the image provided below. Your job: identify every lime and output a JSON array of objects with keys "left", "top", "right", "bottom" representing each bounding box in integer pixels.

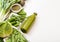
[{"left": 0, "top": 21, "right": 13, "bottom": 38}]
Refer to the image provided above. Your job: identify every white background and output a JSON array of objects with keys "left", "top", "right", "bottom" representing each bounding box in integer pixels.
[{"left": 23, "top": 0, "right": 60, "bottom": 42}]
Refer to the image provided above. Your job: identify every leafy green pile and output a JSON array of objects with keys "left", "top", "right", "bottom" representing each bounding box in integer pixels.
[
  {"left": 0, "top": 0, "right": 21, "bottom": 22},
  {"left": 7, "top": 9, "right": 26, "bottom": 27},
  {"left": 0, "top": 0, "right": 28, "bottom": 42},
  {"left": 0, "top": 21, "right": 28, "bottom": 42},
  {"left": 6, "top": 28, "right": 28, "bottom": 42}
]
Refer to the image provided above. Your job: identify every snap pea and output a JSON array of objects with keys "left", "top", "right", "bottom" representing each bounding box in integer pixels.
[{"left": 20, "top": 13, "right": 37, "bottom": 33}]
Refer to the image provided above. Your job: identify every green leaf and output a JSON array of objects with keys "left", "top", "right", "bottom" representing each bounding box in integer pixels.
[{"left": 18, "top": 9, "right": 26, "bottom": 15}]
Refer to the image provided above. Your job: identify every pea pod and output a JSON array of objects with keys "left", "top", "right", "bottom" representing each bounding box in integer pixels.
[{"left": 20, "top": 13, "right": 37, "bottom": 33}]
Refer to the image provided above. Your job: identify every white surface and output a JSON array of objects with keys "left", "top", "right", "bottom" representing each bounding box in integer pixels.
[{"left": 23, "top": 0, "right": 60, "bottom": 42}]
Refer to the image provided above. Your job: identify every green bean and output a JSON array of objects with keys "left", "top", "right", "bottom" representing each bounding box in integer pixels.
[
  {"left": 13, "top": 21, "right": 20, "bottom": 27},
  {"left": 7, "top": 10, "right": 26, "bottom": 27}
]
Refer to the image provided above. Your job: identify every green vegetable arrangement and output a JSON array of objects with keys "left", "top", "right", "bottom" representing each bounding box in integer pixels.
[
  {"left": 0, "top": 21, "right": 28, "bottom": 42},
  {"left": 7, "top": 9, "right": 26, "bottom": 27},
  {"left": 0, "top": 0, "right": 37, "bottom": 42},
  {"left": 6, "top": 28, "right": 28, "bottom": 42}
]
